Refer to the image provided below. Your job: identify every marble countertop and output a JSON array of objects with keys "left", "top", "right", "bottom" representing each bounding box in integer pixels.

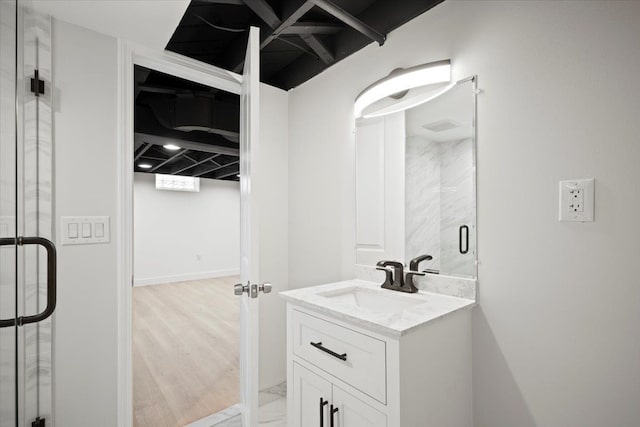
[{"left": 280, "top": 279, "right": 475, "bottom": 337}]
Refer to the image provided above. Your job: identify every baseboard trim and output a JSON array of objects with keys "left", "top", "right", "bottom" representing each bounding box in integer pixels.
[{"left": 133, "top": 269, "right": 240, "bottom": 287}]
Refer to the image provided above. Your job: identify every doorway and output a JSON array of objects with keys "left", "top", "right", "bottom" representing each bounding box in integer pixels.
[
  {"left": 131, "top": 66, "right": 243, "bottom": 426},
  {"left": 119, "top": 28, "right": 287, "bottom": 427}
]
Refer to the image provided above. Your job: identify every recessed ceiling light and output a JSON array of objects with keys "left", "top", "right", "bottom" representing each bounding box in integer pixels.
[
  {"left": 138, "top": 163, "right": 152, "bottom": 169},
  {"left": 163, "top": 143, "right": 181, "bottom": 151},
  {"left": 236, "top": 174, "right": 241, "bottom": 178}
]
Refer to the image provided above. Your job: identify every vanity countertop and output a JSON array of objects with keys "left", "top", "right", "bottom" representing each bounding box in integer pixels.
[{"left": 280, "top": 279, "right": 475, "bottom": 337}]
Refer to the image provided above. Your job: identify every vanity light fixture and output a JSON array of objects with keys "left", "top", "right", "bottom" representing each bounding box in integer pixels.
[
  {"left": 163, "top": 143, "right": 181, "bottom": 151},
  {"left": 138, "top": 163, "right": 152, "bottom": 169},
  {"left": 354, "top": 59, "right": 451, "bottom": 118}
]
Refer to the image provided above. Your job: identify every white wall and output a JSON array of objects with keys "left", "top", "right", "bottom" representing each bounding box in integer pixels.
[
  {"left": 133, "top": 173, "right": 240, "bottom": 286},
  {"left": 288, "top": 1, "right": 640, "bottom": 426},
  {"left": 52, "top": 20, "right": 119, "bottom": 427}
]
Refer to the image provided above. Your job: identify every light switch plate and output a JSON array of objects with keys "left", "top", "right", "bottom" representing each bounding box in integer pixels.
[
  {"left": 559, "top": 179, "right": 594, "bottom": 222},
  {"left": 61, "top": 216, "right": 110, "bottom": 245}
]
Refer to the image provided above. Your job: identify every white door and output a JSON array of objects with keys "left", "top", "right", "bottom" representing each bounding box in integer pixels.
[
  {"left": 292, "top": 363, "right": 333, "bottom": 427},
  {"left": 237, "top": 26, "right": 268, "bottom": 427},
  {"left": 333, "top": 385, "right": 387, "bottom": 427}
]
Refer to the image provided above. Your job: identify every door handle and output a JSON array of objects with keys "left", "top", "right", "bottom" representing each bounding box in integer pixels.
[
  {"left": 319, "top": 397, "right": 328, "bottom": 426},
  {"left": 0, "top": 237, "right": 57, "bottom": 328},
  {"left": 459, "top": 225, "right": 469, "bottom": 254},
  {"left": 234, "top": 282, "right": 272, "bottom": 298},
  {"left": 330, "top": 404, "right": 339, "bottom": 427}
]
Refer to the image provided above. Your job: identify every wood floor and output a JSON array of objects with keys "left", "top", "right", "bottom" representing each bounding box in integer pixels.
[{"left": 133, "top": 276, "right": 240, "bottom": 427}]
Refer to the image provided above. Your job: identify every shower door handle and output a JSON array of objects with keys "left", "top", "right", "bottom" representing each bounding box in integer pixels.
[
  {"left": 0, "top": 237, "right": 57, "bottom": 328},
  {"left": 459, "top": 225, "right": 469, "bottom": 254}
]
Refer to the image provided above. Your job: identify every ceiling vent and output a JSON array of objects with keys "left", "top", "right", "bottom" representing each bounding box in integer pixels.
[{"left": 422, "top": 119, "right": 461, "bottom": 132}]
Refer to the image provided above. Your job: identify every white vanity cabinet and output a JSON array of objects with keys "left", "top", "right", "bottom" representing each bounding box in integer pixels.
[
  {"left": 293, "top": 362, "right": 387, "bottom": 427},
  {"left": 286, "top": 302, "right": 473, "bottom": 427}
]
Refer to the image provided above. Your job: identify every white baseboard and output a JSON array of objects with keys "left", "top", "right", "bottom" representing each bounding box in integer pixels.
[{"left": 133, "top": 269, "right": 240, "bottom": 287}]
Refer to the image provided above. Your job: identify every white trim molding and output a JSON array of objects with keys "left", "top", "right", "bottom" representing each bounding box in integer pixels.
[
  {"left": 133, "top": 269, "right": 241, "bottom": 287},
  {"left": 116, "top": 40, "right": 243, "bottom": 427}
]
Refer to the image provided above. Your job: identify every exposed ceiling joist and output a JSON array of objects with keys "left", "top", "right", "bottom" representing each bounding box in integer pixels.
[
  {"left": 208, "top": 161, "right": 240, "bottom": 179},
  {"left": 309, "top": 0, "right": 385, "bottom": 45},
  {"left": 134, "top": 143, "right": 152, "bottom": 161},
  {"left": 193, "top": 0, "right": 244, "bottom": 5},
  {"left": 260, "top": 1, "right": 314, "bottom": 50},
  {"left": 149, "top": 149, "right": 190, "bottom": 173},
  {"left": 242, "top": 0, "right": 281, "bottom": 28},
  {"left": 280, "top": 22, "right": 343, "bottom": 35},
  {"left": 194, "top": 159, "right": 239, "bottom": 177},
  {"left": 170, "top": 153, "right": 222, "bottom": 175},
  {"left": 299, "top": 33, "right": 334, "bottom": 64},
  {"left": 228, "top": 1, "right": 315, "bottom": 72},
  {"left": 136, "top": 133, "right": 240, "bottom": 156}
]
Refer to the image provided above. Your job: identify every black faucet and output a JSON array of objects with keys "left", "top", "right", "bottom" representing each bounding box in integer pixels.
[
  {"left": 409, "top": 254, "right": 433, "bottom": 272},
  {"left": 376, "top": 260, "right": 419, "bottom": 293}
]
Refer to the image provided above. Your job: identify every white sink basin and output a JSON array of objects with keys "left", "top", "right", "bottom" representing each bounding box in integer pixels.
[{"left": 317, "top": 286, "right": 428, "bottom": 313}]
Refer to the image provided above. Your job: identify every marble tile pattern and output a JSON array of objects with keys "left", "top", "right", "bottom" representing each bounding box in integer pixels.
[
  {"left": 405, "top": 135, "right": 476, "bottom": 278},
  {"left": 355, "top": 264, "right": 476, "bottom": 300},
  {"left": 405, "top": 135, "right": 441, "bottom": 271},
  {"left": 280, "top": 279, "right": 475, "bottom": 337},
  {"left": 0, "top": 3, "right": 17, "bottom": 424},
  {"left": 0, "top": 7, "right": 53, "bottom": 426},
  {"left": 197, "top": 383, "right": 287, "bottom": 427},
  {"left": 439, "top": 138, "right": 476, "bottom": 277}
]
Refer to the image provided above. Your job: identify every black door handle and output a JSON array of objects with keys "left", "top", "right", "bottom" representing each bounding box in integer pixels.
[
  {"left": 459, "top": 225, "right": 469, "bottom": 254},
  {"left": 0, "top": 237, "right": 57, "bottom": 328},
  {"left": 310, "top": 341, "right": 347, "bottom": 361},
  {"left": 320, "top": 397, "right": 328, "bottom": 426},
  {"left": 330, "top": 404, "right": 339, "bottom": 427}
]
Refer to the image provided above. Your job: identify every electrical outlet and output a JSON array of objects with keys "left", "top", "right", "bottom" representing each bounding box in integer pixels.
[
  {"left": 568, "top": 188, "right": 584, "bottom": 212},
  {"left": 559, "top": 179, "right": 594, "bottom": 222}
]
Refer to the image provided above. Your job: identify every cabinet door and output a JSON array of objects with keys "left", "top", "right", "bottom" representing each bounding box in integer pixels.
[
  {"left": 332, "top": 385, "right": 387, "bottom": 427},
  {"left": 293, "top": 363, "right": 333, "bottom": 427}
]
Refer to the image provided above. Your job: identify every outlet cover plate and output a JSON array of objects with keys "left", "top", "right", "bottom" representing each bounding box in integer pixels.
[{"left": 559, "top": 178, "right": 594, "bottom": 222}]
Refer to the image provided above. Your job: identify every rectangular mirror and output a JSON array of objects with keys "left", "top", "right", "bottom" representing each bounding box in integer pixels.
[{"left": 355, "top": 77, "right": 477, "bottom": 280}]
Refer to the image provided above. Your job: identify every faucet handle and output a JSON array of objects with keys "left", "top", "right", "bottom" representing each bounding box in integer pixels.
[{"left": 409, "top": 254, "right": 433, "bottom": 272}]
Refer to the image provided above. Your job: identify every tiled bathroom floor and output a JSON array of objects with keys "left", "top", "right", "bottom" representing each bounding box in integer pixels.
[{"left": 187, "top": 383, "right": 287, "bottom": 427}]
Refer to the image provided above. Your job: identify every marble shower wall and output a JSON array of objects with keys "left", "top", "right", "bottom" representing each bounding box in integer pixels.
[
  {"left": 0, "top": 2, "right": 17, "bottom": 425},
  {"left": 0, "top": 6, "right": 52, "bottom": 426},
  {"left": 439, "top": 138, "right": 475, "bottom": 277},
  {"left": 405, "top": 135, "right": 441, "bottom": 271},
  {"left": 405, "top": 135, "right": 475, "bottom": 278}
]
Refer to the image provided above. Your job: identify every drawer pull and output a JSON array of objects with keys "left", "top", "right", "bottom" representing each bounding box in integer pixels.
[{"left": 310, "top": 341, "right": 347, "bottom": 361}]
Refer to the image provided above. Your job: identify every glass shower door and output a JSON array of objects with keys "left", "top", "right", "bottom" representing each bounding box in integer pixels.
[{"left": 0, "top": 1, "right": 54, "bottom": 426}]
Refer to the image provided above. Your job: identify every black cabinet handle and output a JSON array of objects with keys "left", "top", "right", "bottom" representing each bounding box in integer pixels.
[
  {"left": 310, "top": 341, "right": 347, "bottom": 361},
  {"left": 320, "top": 398, "right": 328, "bottom": 426},
  {"left": 0, "top": 237, "right": 57, "bottom": 328},
  {"left": 330, "top": 404, "right": 339, "bottom": 427},
  {"left": 459, "top": 225, "right": 469, "bottom": 254}
]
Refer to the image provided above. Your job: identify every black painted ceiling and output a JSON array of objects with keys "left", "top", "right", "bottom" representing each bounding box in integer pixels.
[
  {"left": 134, "top": 0, "right": 444, "bottom": 180},
  {"left": 134, "top": 65, "right": 241, "bottom": 181},
  {"left": 166, "top": 0, "right": 444, "bottom": 90}
]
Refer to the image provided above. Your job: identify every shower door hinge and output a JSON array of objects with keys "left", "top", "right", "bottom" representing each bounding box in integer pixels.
[
  {"left": 30, "top": 69, "right": 45, "bottom": 97},
  {"left": 31, "top": 417, "right": 45, "bottom": 427}
]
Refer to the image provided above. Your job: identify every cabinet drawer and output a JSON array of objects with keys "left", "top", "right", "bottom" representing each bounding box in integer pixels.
[{"left": 292, "top": 310, "right": 386, "bottom": 404}]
